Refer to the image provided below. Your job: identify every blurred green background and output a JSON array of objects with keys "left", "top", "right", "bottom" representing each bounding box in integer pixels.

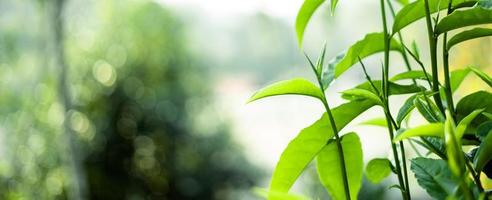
[{"left": 1, "top": 0, "right": 491, "bottom": 199}]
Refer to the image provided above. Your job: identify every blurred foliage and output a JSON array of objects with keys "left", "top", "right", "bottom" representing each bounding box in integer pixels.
[{"left": 0, "top": 0, "right": 261, "bottom": 199}]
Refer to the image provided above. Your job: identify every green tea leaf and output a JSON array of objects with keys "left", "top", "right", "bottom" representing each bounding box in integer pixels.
[
  {"left": 341, "top": 88, "right": 382, "bottom": 105},
  {"left": 450, "top": 68, "right": 471, "bottom": 92},
  {"left": 456, "top": 91, "right": 492, "bottom": 133},
  {"left": 436, "top": 4, "right": 492, "bottom": 35},
  {"left": 366, "top": 158, "right": 393, "bottom": 183},
  {"left": 296, "top": 0, "right": 325, "bottom": 46},
  {"left": 395, "top": 0, "right": 409, "bottom": 5},
  {"left": 393, "top": 123, "right": 444, "bottom": 142},
  {"left": 474, "top": 130, "right": 492, "bottom": 171},
  {"left": 397, "top": 94, "right": 418, "bottom": 126},
  {"left": 411, "top": 158, "right": 458, "bottom": 199},
  {"left": 248, "top": 78, "right": 323, "bottom": 103},
  {"left": 360, "top": 118, "right": 387, "bottom": 128},
  {"left": 414, "top": 96, "right": 441, "bottom": 123},
  {"left": 317, "top": 133, "right": 363, "bottom": 200},
  {"left": 390, "top": 70, "right": 432, "bottom": 82},
  {"left": 444, "top": 111, "right": 465, "bottom": 177},
  {"left": 321, "top": 53, "right": 343, "bottom": 90},
  {"left": 254, "top": 188, "right": 310, "bottom": 200},
  {"left": 330, "top": 0, "right": 339, "bottom": 14},
  {"left": 269, "top": 100, "right": 375, "bottom": 194},
  {"left": 334, "top": 33, "right": 402, "bottom": 78},
  {"left": 392, "top": 0, "right": 477, "bottom": 34},
  {"left": 447, "top": 28, "right": 492, "bottom": 50},
  {"left": 469, "top": 66, "right": 492, "bottom": 87},
  {"left": 456, "top": 109, "right": 485, "bottom": 139},
  {"left": 346, "top": 80, "right": 425, "bottom": 97},
  {"left": 477, "top": 121, "right": 492, "bottom": 141}
]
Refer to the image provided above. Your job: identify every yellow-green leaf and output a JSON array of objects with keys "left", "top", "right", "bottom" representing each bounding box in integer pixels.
[
  {"left": 334, "top": 33, "right": 402, "bottom": 78},
  {"left": 393, "top": 123, "right": 444, "bottom": 142},
  {"left": 436, "top": 4, "right": 492, "bottom": 34},
  {"left": 248, "top": 78, "right": 323, "bottom": 103},
  {"left": 296, "top": 0, "right": 325, "bottom": 47},
  {"left": 317, "top": 133, "right": 363, "bottom": 200},
  {"left": 447, "top": 28, "right": 492, "bottom": 50},
  {"left": 366, "top": 158, "right": 393, "bottom": 183}
]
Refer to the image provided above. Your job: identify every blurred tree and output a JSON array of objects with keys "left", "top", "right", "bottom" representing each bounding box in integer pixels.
[{"left": 0, "top": 0, "right": 261, "bottom": 199}]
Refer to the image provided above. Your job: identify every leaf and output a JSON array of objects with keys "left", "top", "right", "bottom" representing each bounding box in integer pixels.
[
  {"left": 469, "top": 66, "right": 492, "bottom": 87},
  {"left": 392, "top": 0, "right": 477, "bottom": 34},
  {"left": 366, "top": 158, "right": 393, "bottom": 183},
  {"left": 447, "top": 28, "right": 492, "bottom": 50},
  {"left": 395, "top": 0, "right": 409, "bottom": 5},
  {"left": 450, "top": 68, "right": 471, "bottom": 92},
  {"left": 414, "top": 95, "right": 441, "bottom": 123},
  {"left": 341, "top": 88, "right": 382, "bottom": 105},
  {"left": 444, "top": 111, "right": 465, "bottom": 177},
  {"left": 254, "top": 188, "right": 310, "bottom": 200},
  {"left": 317, "top": 133, "right": 363, "bottom": 200},
  {"left": 334, "top": 33, "right": 402, "bottom": 78},
  {"left": 456, "top": 109, "right": 485, "bottom": 139},
  {"left": 393, "top": 123, "right": 444, "bottom": 142},
  {"left": 435, "top": 4, "right": 492, "bottom": 35},
  {"left": 248, "top": 78, "right": 323, "bottom": 103},
  {"left": 456, "top": 91, "right": 492, "bottom": 133},
  {"left": 296, "top": 0, "right": 325, "bottom": 46},
  {"left": 474, "top": 129, "right": 492, "bottom": 171},
  {"left": 330, "top": 0, "right": 339, "bottom": 14},
  {"left": 411, "top": 158, "right": 458, "bottom": 200},
  {"left": 269, "top": 100, "right": 375, "bottom": 194},
  {"left": 321, "top": 53, "right": 343, "bottom": 90},
  {"left": 476, "top": 121, "right": 492, "bottom": 141},
  {"left": 360, "top": 118, "right": 387, "bottom": 128},
  {"left": 346, "top": 80, "right": 425, "bottom": 97},
  {"left": 390, "top": 70, "right": 432, "bottom": 82},
  {"left": 397, "top": 94, "right": 418, "bottom": 126}
]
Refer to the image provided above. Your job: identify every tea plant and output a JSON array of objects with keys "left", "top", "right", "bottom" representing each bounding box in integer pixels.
[{"left": 249, "top": 0, "right": 492, "bottom": 199}]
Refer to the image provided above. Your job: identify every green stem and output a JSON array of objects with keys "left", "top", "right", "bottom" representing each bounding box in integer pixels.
[
  {"left": 423, "top": 0, "right": 445, "bottom": 115},
  {"left": 442, "top": 1, "right": 455, "bottom": 116},
  {"left": 307, "top": 53, "right": 351, "bottom": 200},
  {"left": 465, "top": 156, "right": 484, "bottom": 192},
  {"left": 380, "top": 1, "right": 409, "bottom": 199}
]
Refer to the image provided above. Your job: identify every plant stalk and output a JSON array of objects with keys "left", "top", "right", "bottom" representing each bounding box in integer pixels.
[
  {"left": 380, "top": 0, "right": 409, "bottom": 199},
  {"left": 423, "top": 0, "right": 446, "bottom": 115},
  {"left": 442, "top": 1, "right": 455, "bottom": 116},
  {"left": 306, "top": 54, "right": 351, "bottom": 200}
]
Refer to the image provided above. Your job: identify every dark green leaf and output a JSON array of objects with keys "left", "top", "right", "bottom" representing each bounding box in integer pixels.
[
  {"left": 397, "top": 94, "right": 418, "bottom": 126},
  {"left": 411, "top": 158, "right": 458, "bottom": 199},
  {"left": 474, "top": 129, "right": 492, "bottom": 171},
  {"left": 334, "top": 33, "right": 402, "bottom": 78},
  {"left": 477, "top": 121, "right": 492, "bottom": 141},
  {"left": 393, "top": 123, "right": 444, "bottom": 142},
  {"left": 269, "top": 100, "right": 375, "bottom": 193},
  {"left": 366, "top": 158, "right": 393, "bottom": 183},
  {"left": 447, "top": 28, "right": 492, "bottom": 50},
  {"left": 248, "top": 78, "right": 323, "bottom": 103},
  {"left": 456, "top": 91, "right": 492, "bottom": 133},
  {"left": 436, "top": 4, "right": 492, "bottom": 34},
  {"left": 296, "top": 0, "right": 325, "bottom": 46},
  {"left": 469, "top": 66, "right": 492, "bottom": 88},
  {"left": 456, "top": 109, "right": 485, "bottom": 139},
  {"left": 414, "top": 96, "right": 441, "bottom": 123},
  {"left": 392, "top": 0, "right": 477, "bottom": 34},
  {"left": 317, "top": 133, "right": 363, "bottom": 200}
]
